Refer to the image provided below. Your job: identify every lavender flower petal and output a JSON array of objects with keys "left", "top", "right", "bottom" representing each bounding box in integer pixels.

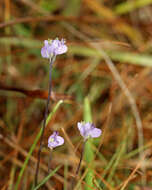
[
  {"left": 55, "top": 45, "right": 68, "bottom": 55},
  {"left": 56, "top": 136, "right": 64, "bottom": 146},
  {"left": 48, "top": 131, "right": 64, "bottom": 149},
  {"left": 41, "top": 38, "right": 68, "bottom": 59},
  {"left": 77, "top": 122, "right": 102, "bottom": 140},
  {"left": 89, "top": 128, "right": 102, "bottom": 138},
  {"left": 41, "top": 46, "right": 49, "bottom": 58},
  {"left": 77, "top": 122, "right": 89, "bottom": 137}
]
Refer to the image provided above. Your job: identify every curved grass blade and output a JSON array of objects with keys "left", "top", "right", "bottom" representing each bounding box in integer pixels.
[
  {"left": 33, "top": 165, "right": 61, "bottom": 190},
  {"left": 115, "top": 0, "right": 152, "bottom": 15},
  {"left": 83, "top": 97, "right": 94, "bottom": 190},
  {"left": 15, "top": 100, "right": 64, "bottom": 190}
]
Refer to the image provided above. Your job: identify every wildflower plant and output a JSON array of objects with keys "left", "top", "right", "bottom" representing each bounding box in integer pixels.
[
  {"left": 76, "top": 122, "right": 102, "bottom": 175},
  {"left": 35, "top": 38, "right": 67, "bottom": 186}
]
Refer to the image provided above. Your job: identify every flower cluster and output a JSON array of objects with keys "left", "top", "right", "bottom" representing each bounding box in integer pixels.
[{"left": 41, "top": 38, "right": 68, "bottom": 59}]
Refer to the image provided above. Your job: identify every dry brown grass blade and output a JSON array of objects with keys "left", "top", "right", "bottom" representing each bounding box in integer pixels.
[
  {"left": 84, "top": 0, "right": 116, "bottom": 20},
  {"left": 1, "top": 134, "right": 65, "bottom": 183},
  {"left": 83, "top": 0, "right": 143, "bottom": 47},
  {"left": 94, "top": 170, "right": 116, "bottom": 190},
  {"left": 120, "top": 161, "right": 143, "bottom": 190},
  {"left": 62, "top": 22, "right": 145, "bottom": 183},
  {"left": 0, "top": 15, "right": 117, "bottom": 29},
  {"left": 0, "top": 83, "right": 74, "bottom": 102},
  {"left": 18, "top": 0, "right": 46, "bottom": 14}
]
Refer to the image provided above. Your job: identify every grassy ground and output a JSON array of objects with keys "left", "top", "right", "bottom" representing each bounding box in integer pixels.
[{"left": 0, "top": 0, "right": 152, "bottom": 189}]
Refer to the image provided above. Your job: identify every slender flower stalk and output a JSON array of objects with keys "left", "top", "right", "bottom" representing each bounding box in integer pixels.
[
  {"left": 75, "top": 140, "right": 87, "bottom": 175},
  {"left": 34, "top": 38, "right": 67, "bottom": 186},
  {"left": 48, "top": 150, "right": 52, "bottom": 173},
  {"left": 34, "top": 56, "right": 54, "bottom": 186}
]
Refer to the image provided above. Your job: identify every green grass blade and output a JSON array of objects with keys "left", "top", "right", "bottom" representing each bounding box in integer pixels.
[
  {"left": 83, "top": 97, "right": 92, "bottom": 123},
  {"left": 63, "top": 0, "right": 81, "bottom": 16},
  {"left": 124, "top": 141, "right": 152, "bottom": 159},
  {"left": 107, "top": 141, "right": 126, "bottom": 184},
  {"left": 101, "top": 152, "right": 117, "bottom": 179},
  {"left": 83, "top": 97, "right": 94, "bottom": 190},
  {"left": 33, "top": 165, "right": 61, "bottom": 190},
  {"left": 1, "top": 38, "right": 152, "bottom": 67},
  {"left": 69, "top": 45, "right": 152, "bottom": 67},
  {"left": 107, "top": 117, "right": 132, "bottom": 185},
  {"left": 0, "top": 37, "right": 41, "bottom": 48},
  {"left": 115, "top": 0, "right": 152, "bottom": 15},
  {"left": 15, "top": 100, "right": 64, "bottom": 190}
]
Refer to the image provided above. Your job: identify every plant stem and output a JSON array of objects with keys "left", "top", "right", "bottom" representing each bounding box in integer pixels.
[
  {"left": 34, "top": 56, "right": 55, "bottom": 186},
  {"left": 76, "top": 140, "right": 86, "bottom": 175},
  {"left": 48, "top": 149, "right": 52, "bottom": 173},
  {"left": 71, "top": 140, "right": 86, "bottom": 189}
]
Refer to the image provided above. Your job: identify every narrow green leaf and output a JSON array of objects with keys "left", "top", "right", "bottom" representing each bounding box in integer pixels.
[
  {"left": 83, "top": 97, "right": 94, "bottom": 190},
  {"left": 115, "top": 0, "right": 152, "bottom": 15},
  {"left": 15, "top": 100, "right": 64, "bottom": 190},
  {"left": 33, "top": 165, "right": 61, "bottom": 190}
]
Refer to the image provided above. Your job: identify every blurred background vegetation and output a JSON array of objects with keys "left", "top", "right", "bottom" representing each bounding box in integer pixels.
[{"left": 1, "top": 0, "right": 152, "bottom": 189}]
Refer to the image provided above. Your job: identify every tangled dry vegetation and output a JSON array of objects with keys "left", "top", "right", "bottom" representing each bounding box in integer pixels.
[{"left": 0, "top": 0, "right": 152, "bottom": 189}]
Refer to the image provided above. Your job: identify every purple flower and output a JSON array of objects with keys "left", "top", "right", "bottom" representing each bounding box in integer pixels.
[
  {"left": 48, "top": 131, "right": 64, "bottom": 149},
  {"left": 77, "top": 122, "right": 102, "bottom": 140},
  {"left": 41, "top": 38, "right": 68, "bottom": 59}
]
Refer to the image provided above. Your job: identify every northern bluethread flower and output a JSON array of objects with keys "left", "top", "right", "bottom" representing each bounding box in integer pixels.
[
  {"left": 41, "top": 38, "right": 68, "bottom": 59},
  {"left": 48, "top": 131, "right": 64, "bottom": 149},
  {"left": 35, "top": 38, "right": 67, "bottom": 186},
  {"left": 77, "top": 122, "right": 102, "bottom": 140}
]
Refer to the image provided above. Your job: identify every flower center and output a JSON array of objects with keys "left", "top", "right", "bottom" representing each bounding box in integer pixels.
[
  {"left": 48, "top": 39, "right": 52, "bottom": 45},
  {"left": 49, "top": 138, "right": 54, "bottom": 143}
]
